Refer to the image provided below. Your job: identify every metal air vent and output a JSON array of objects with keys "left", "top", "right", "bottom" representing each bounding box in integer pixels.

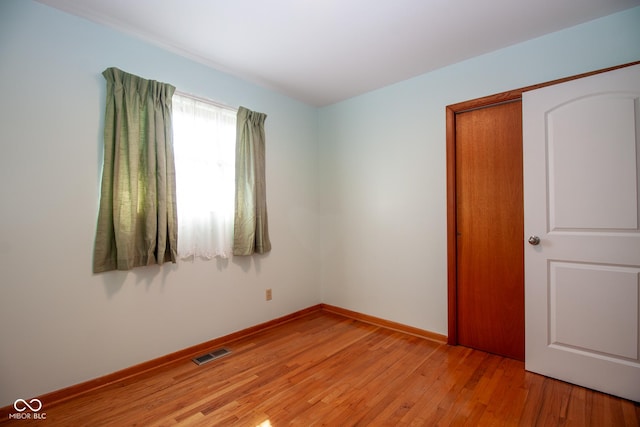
[{"left": 192, "top": 347, "right": 232, "bottom": 366}]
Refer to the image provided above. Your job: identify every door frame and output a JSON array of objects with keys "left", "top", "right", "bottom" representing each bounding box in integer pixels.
[{"left": 445, "top": 61, "right": 639, "bottom": 346}]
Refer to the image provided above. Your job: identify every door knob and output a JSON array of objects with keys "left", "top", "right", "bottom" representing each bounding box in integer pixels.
[{"left": 528, "top": 236, "right": 541, "bottom": 246}]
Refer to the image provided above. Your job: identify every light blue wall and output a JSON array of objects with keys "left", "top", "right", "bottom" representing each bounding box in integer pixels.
[
  {"left": 0, "top": 0, "right": 319, "bottom": 407},
  {"left": 318, "top": 7, "right": 640, "bottom": 335}
]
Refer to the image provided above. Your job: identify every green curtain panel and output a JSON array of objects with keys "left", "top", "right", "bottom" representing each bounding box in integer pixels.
[
  {"left": 93, "top": 68, "right": 178, "bottom": 272},
  {"left": 233, "top": 107, "right": 272, "bottom": 255}
]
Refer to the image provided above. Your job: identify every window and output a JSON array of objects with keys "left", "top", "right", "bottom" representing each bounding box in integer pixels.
[{"left": 172, "top": 93, "right": 237, "bottom": 260}]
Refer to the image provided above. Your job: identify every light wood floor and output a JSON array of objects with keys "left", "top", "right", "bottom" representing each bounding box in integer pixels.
[{"left": 3, "top": 311, "right": 639, "bottom": 426}]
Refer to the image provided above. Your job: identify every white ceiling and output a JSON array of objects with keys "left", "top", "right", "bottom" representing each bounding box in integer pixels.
[{"left": 37, "top": 0, "right": 639, "bottom": 106}]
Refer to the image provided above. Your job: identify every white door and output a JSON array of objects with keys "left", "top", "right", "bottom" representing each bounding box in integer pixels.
[{"left": 523, "top": 64, "right": 640, "bottom": 402}]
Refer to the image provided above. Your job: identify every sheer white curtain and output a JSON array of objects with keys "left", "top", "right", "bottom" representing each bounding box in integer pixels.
[{"left": 172, "top": 93, "right": 237, "bottom": 260}]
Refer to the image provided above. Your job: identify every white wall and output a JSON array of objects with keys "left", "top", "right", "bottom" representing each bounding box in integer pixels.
[
  {"left": 318, "top": 7, "right": 640, "bottom": 335},
  {"left": 0, "top": 0, "right": 319, "bottom": 407}
]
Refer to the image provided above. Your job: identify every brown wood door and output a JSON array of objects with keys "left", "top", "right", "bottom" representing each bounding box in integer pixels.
[{"left": 454, "top": 100, "right": 524, "bottom": 360}]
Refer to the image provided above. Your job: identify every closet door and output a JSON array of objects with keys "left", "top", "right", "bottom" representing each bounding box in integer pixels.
[{"left": 456, "top": 100, "right": 524, "bottom": 361}]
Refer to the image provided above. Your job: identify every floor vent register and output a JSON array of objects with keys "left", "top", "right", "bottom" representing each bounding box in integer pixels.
[{"left": 192, "top": 348, "right": 232, "bottom": 366}]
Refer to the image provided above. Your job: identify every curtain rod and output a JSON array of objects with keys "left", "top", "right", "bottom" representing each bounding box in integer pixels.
[{"left": 174, "top": 90, "right": 238, "bottom": 113}]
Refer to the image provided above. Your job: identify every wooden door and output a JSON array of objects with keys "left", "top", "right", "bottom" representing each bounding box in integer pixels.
[
  {"left": 454, "top": 100, "right": 524, "bottom": 360},
  {"left": 523, "top": 64, "right": 640, "bottom": 401}
]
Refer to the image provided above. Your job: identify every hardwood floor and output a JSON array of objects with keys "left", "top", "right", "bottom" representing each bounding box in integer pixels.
[{"left": 2, "top": 311, "right": 639, "bottom": 426}]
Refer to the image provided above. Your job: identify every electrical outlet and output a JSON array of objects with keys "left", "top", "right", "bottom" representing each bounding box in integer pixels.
[{"left": 265, "top": 288, "right": 272, "bottom": 301}]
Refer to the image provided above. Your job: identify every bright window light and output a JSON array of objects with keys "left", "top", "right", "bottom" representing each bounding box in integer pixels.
[{"left": 172, "top": 93, "right": 237, "bottom": 260}]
